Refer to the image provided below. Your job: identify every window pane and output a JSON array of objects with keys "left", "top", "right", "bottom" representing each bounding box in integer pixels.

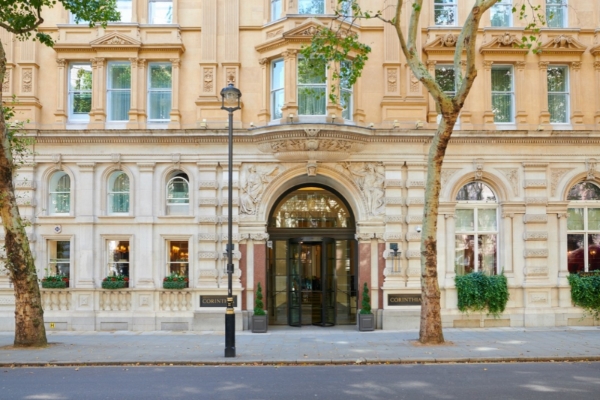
[
  {"left": 455, "top": 234, "right": 475, "bottom": 275},
  {"left": 547, "top": 67, "right": 567, "bottom": 92},
  {"left": 72, "top": 93, "right": 92, "bottom": 115},
  {"left": 272, "top": 60, "right": 284, "bottom": 90},
  {"left": 109, "top": 193, "right": 130, "bottom": 213},
  {"left": 167, "top": 179, "right": 189, "bottom": 204},
  {"left": 436, "top": 66, "right": 455, "bottom": 94},
  {"left": 271, "top": 0, "right": 281, "bottom": 21},
  {"left": 490, "top": 1, "right": 511, "bottom": 27},
  {"left": 149, "top": 1, "right": 173, "bottom": 24},
  {"left": 272, "top": 89, "right": 284, "bottom": 119},
  {"left": 109, "top": 91, "right": 131, "bottom": 121},
  {"left": 150, "top": 65, "right": 172, "bottom": 89},
  {"left": 341, "top": 88, "right": 352, "bottom": 120},
  {"left": 492, "top": 93, "right": 513, "bottom": 123},
  {"left": 168, "top": 241, "right": 189, "bottom": 276},
  {"left": 455, "top": 209, "right": 474, "bottom": 232},
  {"left": 149, "top": 91, "right": 172, "bottom": 120},
  {"left": 49, "top": 240, "right": 70, "bottom": 278},
  {"left": 298, "top": 86, "right": 326, "bottom": 115},
  {"left": 70, "top": 65, "right": 92, "bottom": 91},
  {"left": 548, "top": 93, "right": 568, "bottom": 123},
  {"left": 298, "top": 58, "right": 326, "bottom": 84},
  {"left": 588, "top": 234, "right": 600, "bottom": 271},
  {"left": 108, "top": 240, "right": 130, "bottom": 277},
  {"left": 478, "top": 234, "right": 497, "bottom": 275},
  {"left": 492, "top": 67, "right": 512, "bottom": 91},
  {"left": 117, "top": 0, "right": 132, "bottom": 22},
  {"left": 567, "top": 208, "right": 584, "bottom": 230},
  {"left": 478, "top": 209, "right": 497, "bottom": 231},
  {"left": 546, "top": 1, "right": 566, "bottom": 28},
  {"left": 567, "top": 182, "right": 600, "bottom": 201},
  {"left": 567, "top": 234, "right": 585, "bottom": 273},
  {"left": 434, "top": 1, "right": 456, "bottom": 26},
  {"left": 588, "top": 209, "right": 600, "bottom": 231},
  {"left": 298, "top": 0, "right": 324, "bottom": 14},
  {"left": 109, "top": 64, "right": 131, "bottom": 89},
  {"left": 456, "top": 182, "right": 497, "bottom": 201}
]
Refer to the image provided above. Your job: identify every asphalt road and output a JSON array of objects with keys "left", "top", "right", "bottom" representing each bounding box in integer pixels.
[{"left": 1, "top": 362, "right": 599, "bottom": 400}]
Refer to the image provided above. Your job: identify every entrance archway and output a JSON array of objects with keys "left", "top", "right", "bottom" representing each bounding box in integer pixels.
[{"left": 267, "top": 185, "right": 357, "bottom": 326}]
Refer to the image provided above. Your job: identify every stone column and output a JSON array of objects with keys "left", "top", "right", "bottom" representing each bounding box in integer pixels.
[
  {"left": 444, "top": 213, "right": 456, "bottom": 287},
  {"left": 515, "top": 61, "right": 528, "bottom": 129},
  {"left": 198, "top": 163, "right": 219, "bottom": 287},
  {"left": 482, "top": 60, "right": 495, "bottom": 128},
  {"left": 257, "top": 58, "right": 269, "bottom": 123},
  {"left": 126, "top": 58, "right": 139, "bottom": 129},
  {"left": 168, "top": 59, "right": 181, "bottom": 129},
  {"left": 136, "top": 163, "right": 156, "bottom": 288},
  {"left": 556, "top": 212, "right": 570, "bottom": 306},
  {"left": 427, "top": 60, "right": 437, "bottom": 123},
  {"left": 88, "top": 58, "right": 106, "bottom": 129},
  {"left": 136, "top": 59, "right": 147, "bottom": 127},
  {"left": 251, "top": 233, "right": 268, "bottom": 311},
  {"left": 281, "top": 50, "right": 298, "bottom": 119},
  {"left": 76, "top": 163, "right": 95, "bottom": 288},
  {"left": 570, "top": 61, "right": 584, "bottom": 128},
  {"left": 537, "top": 61, "right": 550, "bottom": 126},
  {"left": 595, "top": 62, "right": 600, "bottom": 125},
  {"left": 54, "top": 59, "right": 67, "bottom": 127},
  {"left": 356, "top": 233, "right": 372, "bottom": 310}
]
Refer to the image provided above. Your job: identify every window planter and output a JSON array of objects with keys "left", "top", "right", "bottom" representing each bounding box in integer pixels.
[
  {"left": 41, "top": 278, "right": 69, "bottom": 289},
  {"left": 102, "top": 276, "right": 129, "bottom": 289},
  {"left": 455, "top": 272, "right": 509, "bottom": 317},
  {"left": 163, "top": 281, "right": 188, "bottom": 289},
  {"left": 567, "top": 272, "right": 600, "bottom": 319}
]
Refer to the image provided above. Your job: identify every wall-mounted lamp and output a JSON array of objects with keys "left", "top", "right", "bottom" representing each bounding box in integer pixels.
[
  {"left": 416, "top": 225, "right": 422, "bottom": 233},
  {"left": 249, "top": 122, "right": 254, "bottom": 128},
  {"left": 393, "top": 120, "right": 400, "bottom": 129},
  {"left": 331, "top": 114, "right": 337, "bottom": 123},
  {"left": 536, "top": 124, "right": 545, "bottom": 131},
  {"left": 369, "top": 122, "right": 374, "bottom": 128},
  {"left": 200, "top": 119, "right": 207, "bottom": 129},
  {"left": 415, "top": 120, "right": 424, "bottom": 129},
  {"left": 390, "top": 243, "right": 400, "bottom": 257},
  {"left": 288, "top": 114, "right": 295, "bottom": 123}
]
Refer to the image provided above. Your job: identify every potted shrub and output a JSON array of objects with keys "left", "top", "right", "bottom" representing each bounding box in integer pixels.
[
  {"left": 41, "top": 274, "right": 69, "bottom": 289},
  {"left": 455, "top": 271, "right": 509, "bottom": 317},
  {"left": 101, "top": 275, "right": 129, "bottom": 289},
  {"left": 358, "top": 282, "right": 374, "bottom": 331},
  {"left": 567, "top": 271, "right": 600, "bottom": 319},
  {"left": 163, "top": 273, "right": 189, "bottom": 289},
  {"left": 252, "top": 282, "right": 268, "bottom": 333}
]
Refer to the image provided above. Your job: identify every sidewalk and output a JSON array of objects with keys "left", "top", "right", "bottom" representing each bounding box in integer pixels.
[{"left": 1, "top": 326, "right": 599, "bottom": 366}]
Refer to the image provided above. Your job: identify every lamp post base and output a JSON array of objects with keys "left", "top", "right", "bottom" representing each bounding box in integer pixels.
[{"left": 224, "top": 312, "right": 236, "bottom": 357}]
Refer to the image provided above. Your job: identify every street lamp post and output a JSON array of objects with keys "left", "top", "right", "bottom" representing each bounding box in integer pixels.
[{"left": 221, "top": 83, "right": 241, "bottom": 358}]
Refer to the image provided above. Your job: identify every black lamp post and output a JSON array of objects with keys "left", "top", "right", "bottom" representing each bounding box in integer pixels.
[{"left": 221, "top": 83, "right": 241, "bottom": 358}]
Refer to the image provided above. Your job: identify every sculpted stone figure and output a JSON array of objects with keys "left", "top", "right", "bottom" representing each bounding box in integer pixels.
[
  {"left": 343, "top": 162, "right": 385, "bottom": 216},
  {"left": 239, "top": 164, "right": 280, "bottom": 215}
]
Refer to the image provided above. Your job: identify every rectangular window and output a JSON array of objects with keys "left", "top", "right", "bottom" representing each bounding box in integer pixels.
[
  {"left": 547, "top": 65, "right": 569, "bottom": 124},
  {"left": 68, "top": 63, "right": 92, "bottom": 122},
  {"left": 341, "top": 60, "right": 353, "bottom": 121},
  {"left": 271, "top": 59, "right": 284, "bottom": 120},
  {"left": 168, "top": 240, "right": 189, "bottom": 277},
  {"left": 49, "top": 240, "right": 71, "bottom": 278},
  {"left": 148, "top": 62, "right": 172, "bottom": 122},
  {"left": 298, "top": 58, "right": 326, "bottom": 116},
  {"left": 491, "top": 65, "right": 514, "bottom": 123},
  {"left": 107, "top": 62, "right": 131, "bottom": 122},
  {"left": 69, "top": 13, "right": 89, "bottom": 25},
  {"left": 108, "top": 240, "right": 130, "bottom": 277},
  {"left": 546, "top": 0, "right": 567, "bottom": 28},
  {"left": 455, "top": 207, "right": 498, "bottom": 276},
  {"left": 567, "top": 207, "right": 600, "bottom": 272},
  {"left": 490, "top": 0, "right": 512, "bottom": 27},
  {"left": 149, "top": 0, "right": 173, "bottom": 24},
  {"left": 434, "top": 0, "right": 457, "bottom": 26},
  {"left": 117, "top": 0, "right": 133, "bottom": 22},
  {"left": 298, "top": 0, "right": 324, "bottom": 14},
  {"left": 271, "top": 0, "right": 282, "bottom": 21},
  {"left": 435, "top": 65, "right": 456, "bottom": 96}
]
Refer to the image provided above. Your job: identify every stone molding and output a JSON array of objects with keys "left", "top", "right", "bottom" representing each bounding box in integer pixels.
[
  {"left": 406, "top": 232, "right": 421, "bottom": 242},
  {"left": 198, "top": 234, "right": 217, "bottom": 242},
  {"left": 523, "top": 231, "right": 548, "bottom": 241},
  {"left": 406, "top": 214, "right": 423, "bottom": 224},
  {"left": 525, "top": 266, "right": 549, "bottom": 276},
  {"left": 523, "top": 214, "right": 548, "bottom": 224},
  {"left": 198, "top": 251, "right": 219, "bottom": 260},
  {"left": 384, "top": 215, "right": 404, "bottom": 223},
  {"left": 14, "top": 180, "right": 36, "bottom": 190},
  {"left": 406, "top": 250, "right": 421, "bottom": 259},
  {"left": 198, "top": 180, "right": 218, "bottom": 189},
  {"left": 406, "top": 197, "right": 425, "bottom": 205},
  {"left": 406, "top": 180, "right": 425, "bottom": 188},
  {"left": 198, "top": 198, "right": 218, "bottom": 207},
  {"left": 524, "top": 180, "right": 547, "bottom": 188},
  {"left": 198, "top": 216, "right": 218, "bottom": 224},
  {"left": 382, "top": 233, "right": 403, "bottom": 241},
  {"left": 524, "top": 249, "right": 548, "bottom": 258},
  {"left": 385, "top": 197, "right": 404, "bottom": 205},
  {"left": 525, "top": 197, "right": 549, "bottom": 205},
  {"left": 384, "top": 179, "right": 404, "bottom": 188}
]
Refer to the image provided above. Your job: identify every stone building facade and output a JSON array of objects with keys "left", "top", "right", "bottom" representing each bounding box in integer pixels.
[{"left": 1, "top": 0, "right": 600, "bottom": 331}]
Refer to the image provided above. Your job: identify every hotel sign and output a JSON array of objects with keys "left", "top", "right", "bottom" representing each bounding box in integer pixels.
[
  {"left": 388, "top": 294, "right": 422, "bottom": 306},
  {"left": 200, "top": 295, "right": 238, "bottom": 308}
]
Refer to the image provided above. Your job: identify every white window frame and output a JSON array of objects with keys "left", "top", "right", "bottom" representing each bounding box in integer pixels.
[
  {"left": 166, "top": 172, "right": 190, "bottom": 215},
  {"left": 106, "top": 239, "right": 131, "bottom": 277},
  {"left": 48, "top": 239, "right": 71, "bottom": 278},
  {"left": 547, "top": 65, "right": 570, "bottom": 125},
  {"left": 68, "top": 63, "right": 92, "bottom": 122},
  {"left": 107, "top": 171, "right": 130, "bottom": 215},
  {"left": 107, "top": 61, "right": 132, "bottom": 122},
  {"left": 490, "top": 0, "right": 512, "bottom": 27},
  {"left": 298, "top": 0, "right": 325, "bottom": 15},
  {"left": 49, "top": 171, "right": 71, "bottom": 215},
  {"left": 491, "top": 65, "right": 515, "bottom": 124},
  {"left": 566, "top": 182, "right": 600, "bottom": 273},
  {"left": 434, "top": 0, "right": 458, "bottom": 27},
  {"left": 166, "top": 239, "right": 190, "bottom": 277},
  {"left": 147, "top": 62, "right": 172, "bottom": 122},
  {"left": 340, "top": 60, "right": 353, "bottom": 121},
  {"left": 149, "top": 0, "right": 173, "bottom": 24},
  {"left": 297, "top": 57, "right": 327, "bottom": 116},
  {"left": 546, "top": 0, "right": 568, "bottom": 28},
  {"left": 116, "top": 0, "right": 133, "bottom": 23},
  {"left": 270, "top": 0, "right": 282, "bottom": 21},
  {"left": 271, "top": 59, "right": 284, "bottom": 121}
]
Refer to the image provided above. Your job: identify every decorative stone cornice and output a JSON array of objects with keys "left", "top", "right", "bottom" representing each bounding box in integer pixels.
[
  {"left": 406, "top": 197, "right": 425, "bottom": 205},
  {"left": 198, "top": 234, "right": 217, "bottom": 242},
  {"left": 406, "top": 232, "right": 421, "bottom": 242},
  {"left": 385, "top": 197, "right": 404, "bottom": 205},
  {"left": 525, "top": 197, "right": 548, "bottom": 205},
  {"left": 523, "top": 214, "right": 548, "bottom": 224},
  {"left": 479, "top": 32, "right": 528, "bottom": 56},
  {"left": 14, "top": 180, "right": 36, "bottom": 190},
  {"left": 198, "top": 216, "right": 218, "bottom": 224},
  {"left": 383, "top": 233, "right": 403, "bottom": 241},
  {"left": 406, "top": 250, "right": 421, "bottom": 259},
  {"left": 250, "top": 233, "right": 269, "bottom": 242},
  {"left": 523, "top": 231, "right": 548, "bottom": 241},
  {"left": 406, "top": 180, "right": 425, "bottom": 188},
  {"left": 524, "top": 249, "right": 548, "bottom": 258},
  {"left": 406, "top": 214, "right": 423, "bottom": 224},
  {"left": 538, "top": 34, "right": 587, "bottom": 56},
  {"left": 355, "top": 233, "right": 374, "bottom": 241},
  {"left": 524, "top": 180, "right": 547, "bottom": 188},
  {"left": 384, "top": 215, "right": 404, "bottom": 223},
  {"left": 385, "top": 179, "right": 404, "bottom": 188},
  {"left": 199, "top": 198, "right": 218, "bottom": 207},
  {"left": 525, "top": 266, "right": 548, "bottom": 276},
  {"left": 198, "top": 251, "right": 219, "bottom": 260},
  {"left": 198, "top": 180, "right": 218, "bottom": 189}
]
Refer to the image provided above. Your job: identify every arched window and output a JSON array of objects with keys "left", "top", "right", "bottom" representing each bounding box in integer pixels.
[
  {"left": 166, "top": 172, "right": 189, "bottom": 215},
  {"left": 108, "top": 171, "right": 130, "bottom": 214},
  {"left": 455, "top": 182, "right": 498, "bottom": 276},
  {"left": 49, "top": 171, "right": 71, "bottom": 214},
  {"left": 566, "top": 181, "right": 600, "bottom": 273}
]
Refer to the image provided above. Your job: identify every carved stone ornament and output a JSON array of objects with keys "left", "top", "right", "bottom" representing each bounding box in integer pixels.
[
  {"left": 497, "top": 168, "right": 519, "bottom": 196},
  {"left": 307, "top": 161, "right": 317, "bottom": 177},
  {"left": 338, "top": 162, "right": 385, "bottom": 216},
  {"left": 550, "top": 168, "right": 572, "bottom": 196},
  {"left": 21, "top": 69, "right": 32, "bottom": 92},
  {"left": 474, "top": 159, "right": 484, "bottom": 181},
  {"left": 256, "top": 130, "right": 367, "bottom": 162},
  {"left": 441, "top": 169, "right": 460, "bottom": 187},
  {"left": 203, "top": 68, "right": 213, "bottom": 93},
  {"left": 1, "top": 70, "right": 9, "bottom": 92},
  {"left": 387, "top": 68, "right": 398, "bottom": 93},
  {"left": 239, "top": 164, "right": 284, "bottom": 215},
  {"left": 410, "top": 73, "right": 420, "bottom": 92},
  {"left": 539, "top": 35, "right": 587, "bottom": 54},
  {"left": 90, "top": 32, "right": 141, "bottom": 48},
  {"left": 586, "top": 158, "right": 597, "bottom": 180},
  {"left": 442, "top": 33, "right": 457, "bottom": 47}
]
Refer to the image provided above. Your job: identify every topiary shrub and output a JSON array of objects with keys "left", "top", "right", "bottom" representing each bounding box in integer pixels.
[
  {"left": 568, "top": 272, "right": 600, "bottom": 319},
  {"left": 455, "top": 272, "right": 509, "bottom": 317},
  {"left": 254, "top": 282, "right": 266, "bottom": 316},
  {"left": 360, "top": 282, "right": 372, "bottom": 315}
]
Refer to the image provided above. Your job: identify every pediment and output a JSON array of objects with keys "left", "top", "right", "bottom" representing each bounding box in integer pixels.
[
  {"left": 479, "top": 32, "right": 528, "bottom": 55},
  {"left": 90, "top": 32, "right": 141, "bottom": 49},
  {"left": 539, "top": 35, "right": 586, "bottom": 55},
  {"left": 591, "top": 44, "right": 600, "bottom": 56},
  {"left": 282, "top": 19, "right": 326, "bottom": 39},
  {"left": 424, "top": 33, "right": 464, "bottom": 55},
  {"left": 256, "top": 19, "right": 326, "bottom": 53}
]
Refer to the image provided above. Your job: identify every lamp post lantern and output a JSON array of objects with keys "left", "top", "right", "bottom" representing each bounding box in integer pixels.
[{"left": 221, "top": 83, "right": 241, "bottom": 358}]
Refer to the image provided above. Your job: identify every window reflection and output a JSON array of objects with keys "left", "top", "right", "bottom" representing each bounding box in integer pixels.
[
  {"left": 567, "top": 182, "right": 600, "bottom": 201},
  {"left": 567, "top": 182, "right": 600, "bottom": 273},
  {"left": 456, "top": 182, "right": 497, "bottom": 201}
]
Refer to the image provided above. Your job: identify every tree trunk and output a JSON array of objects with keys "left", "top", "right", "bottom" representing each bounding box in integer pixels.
[
  {"left": 419, "top": 116, "right": 456, "bottom": 344},
  {"left": 0, "top": 40, "right": 47, "bottom": 347}
]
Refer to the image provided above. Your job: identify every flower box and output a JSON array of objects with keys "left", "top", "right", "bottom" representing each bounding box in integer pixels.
[
  {"left": 41, "top": 275, "right": 69, "bottom": 289},
  {"left": 102, "top": 275, "right": 129, "bottom": 289},
  {"left": 163, "top": 281, "right": 188, "bottom": 289}
]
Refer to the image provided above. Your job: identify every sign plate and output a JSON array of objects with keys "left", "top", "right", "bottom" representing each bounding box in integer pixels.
[
  {"left": 388, "top": 294, "right": 422, "bottom": 306},
  {"left": 200, "top": 295, "right": 238, "bottom": 308}
]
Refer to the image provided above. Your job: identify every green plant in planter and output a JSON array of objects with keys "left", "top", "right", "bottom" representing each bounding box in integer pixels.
[
  {"left": 163, "top": 273, "right": 189, "bottom": 289},
  {"left": 360, "top": 282, "right": 372, "bottom": 314},
  {"left": 568, "top": 272, "right": 600, "bottom": 319},
  {"left": 455, "top": 272, "right": 509, "bottom": 317},
  {"left": 102, "top": 275, "right": 129, "bottom": 289},
  {"left": 41, "top": 274, "right": 69, "bottom": 289},
  {"left": 254, "top": 282, "right": 266, "bottom": 316}
]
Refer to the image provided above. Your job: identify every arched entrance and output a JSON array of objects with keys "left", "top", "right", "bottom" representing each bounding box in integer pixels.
[{"left": 267, "top": 185, "right": 357, "bottom": 326}]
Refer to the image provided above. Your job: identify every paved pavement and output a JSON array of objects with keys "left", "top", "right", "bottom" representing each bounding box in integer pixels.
[{"left": 1, "top": 326, "right": 599, "bottom": 366}]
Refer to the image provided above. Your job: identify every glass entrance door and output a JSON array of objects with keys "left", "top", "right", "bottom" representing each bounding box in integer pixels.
[{"left": 288, "top": 238, "right": 336, "bottom": 327}]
